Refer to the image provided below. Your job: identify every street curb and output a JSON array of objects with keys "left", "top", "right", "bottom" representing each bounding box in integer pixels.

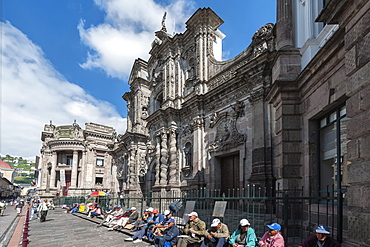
[{"left": 0, "top": 214, "right": 19, "bottom": 247}]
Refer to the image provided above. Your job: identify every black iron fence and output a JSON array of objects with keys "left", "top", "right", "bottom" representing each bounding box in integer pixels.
[{"left": 53, "top": 185, "right": 344, "bottom": 246}]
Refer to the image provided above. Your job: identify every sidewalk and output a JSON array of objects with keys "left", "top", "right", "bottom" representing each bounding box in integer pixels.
[
  {"left": 27, "top": 209, "right": 152, "bottom": 246},
  {"left": 0, "top": 205, "right": 20, "bottom": 247}
]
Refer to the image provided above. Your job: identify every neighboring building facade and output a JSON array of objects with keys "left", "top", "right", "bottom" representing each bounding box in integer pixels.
[
  {"left": 269, "top": 0, "right": 369, "bottom": 245},
  {"left": 37, "top": 121, "right": 118, "bottom": 197}
]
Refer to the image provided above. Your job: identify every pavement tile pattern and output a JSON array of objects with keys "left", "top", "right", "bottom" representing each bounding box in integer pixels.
[{"left": 27, "top": 209, "right": 152, "bottom": 247}]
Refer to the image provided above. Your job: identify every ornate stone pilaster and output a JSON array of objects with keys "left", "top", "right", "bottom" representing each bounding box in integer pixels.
[
  {"left": 155, "top": 135, "right": 161, "bottom": 186},
  {"left": 71, "top": 150, "right": 78, "bottom": 187},
  {"left": 128, "top": 148, "right": 137, "bottom": 189},
  {"left": 168, "top": 128, "right": 178, "bottom": 184},
  {"left": 50, "top": 151, "right": 57, "bottom": 188},
  {"left": 191, "top": 117, "right": 206, "bottom": 172},
  {"left": 160, "top": 130, "right": 169, "bottom": 185}
]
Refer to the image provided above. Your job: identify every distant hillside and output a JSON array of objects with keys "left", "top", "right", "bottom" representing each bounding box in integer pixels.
[{"left": 1, "top": 154, "right": 36, "bottom": 185}]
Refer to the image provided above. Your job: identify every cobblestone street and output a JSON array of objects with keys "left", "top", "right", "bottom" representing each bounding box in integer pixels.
[{"left": 27, "top": 209, "right": 152, "bottom": 247}]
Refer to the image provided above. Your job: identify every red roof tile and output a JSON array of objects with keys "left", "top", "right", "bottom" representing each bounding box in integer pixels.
[{"left": 0, "top": 160, "right": 13, "bottom": 169}]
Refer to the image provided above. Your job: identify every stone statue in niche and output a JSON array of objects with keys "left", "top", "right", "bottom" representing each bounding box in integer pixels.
[
  {"left": 184, "top": 143, "right": 192, "bottom": 167},
  {"left": 182, "top": 142, "right": 193, "bottom": 177}
]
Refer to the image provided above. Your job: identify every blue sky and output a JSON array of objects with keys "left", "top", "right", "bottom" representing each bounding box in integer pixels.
[{"left": 1, "top": 0, "right": 275, "bottom": 159}]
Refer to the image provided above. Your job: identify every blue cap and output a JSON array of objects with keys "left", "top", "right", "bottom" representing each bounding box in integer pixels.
[
  {"left": 267, "top": 223, "right": 281, "bottom": 231},
  {"left": 316, "top": 225, "right": 330, "bottom": 234}
]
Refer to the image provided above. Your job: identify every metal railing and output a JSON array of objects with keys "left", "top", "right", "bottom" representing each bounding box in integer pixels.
[{"left": 53, "top": 185, "right": 344, "bottom": 246}]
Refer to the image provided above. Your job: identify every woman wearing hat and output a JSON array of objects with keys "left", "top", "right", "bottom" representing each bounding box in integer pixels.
[
  {"left": 229, "top": 219, "right": 258, "bottom": 247},
  {"left": 258, "top": 223, "right": 284, "bottom": 247}
]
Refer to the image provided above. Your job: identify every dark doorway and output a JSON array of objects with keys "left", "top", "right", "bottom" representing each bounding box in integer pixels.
[
  {"left": 63, "top": 171, "right": 71, "bottom": 196},
  {"left": 220, "top": 154, "right": 240, "bottom": 195}
]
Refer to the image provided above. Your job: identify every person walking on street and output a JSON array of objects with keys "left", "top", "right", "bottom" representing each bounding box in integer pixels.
[
  {"left": 38, "top": 199, "right": 49, "bottom": 222},
  {"left": 0, "top": 200, "right": 6, "bottom": 216},
  {"left": 119, "top": 193, "right": 125, "bottom": 207},
  {"left": 14, "top": 199, "right": 25, "bottom": 217},
  {"left": 30, "top": 199, "right": 39, "bottom": 220}
]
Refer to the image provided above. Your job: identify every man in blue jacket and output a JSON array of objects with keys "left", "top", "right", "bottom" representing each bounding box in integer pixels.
[
  {"left": 125, "top": 208, "right": 164, "bottom": 243},
  {"left": 153, "top": 210, "right": 179, "bottom": 247}
]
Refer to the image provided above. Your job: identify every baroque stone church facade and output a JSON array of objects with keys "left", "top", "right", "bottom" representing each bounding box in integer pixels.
[
  {"left": 114, "top": 8, "right": 276, "bottom": 196},
  {"left": 37, "top": 1, "right": 369, "bottom": 245}
]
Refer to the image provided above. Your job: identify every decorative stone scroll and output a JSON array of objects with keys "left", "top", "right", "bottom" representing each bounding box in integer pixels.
[
  {"left": 209, "top": 111, "right": 246, "bottom": 152},
  {"left": 252, "top": 23, "right": 274, "bottom": 43}
]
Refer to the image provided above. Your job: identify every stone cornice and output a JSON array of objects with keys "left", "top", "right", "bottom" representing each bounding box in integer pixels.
[
  {"left": 146, "top": 107, "right": 181, "bottom": 129},
  {"left": 185, "top": 8, "right": 224, "bottom": 30},
  {"left": 117, "top": 132, "right": 148, "bottom": 145},
  {"left": 84, "top": 131, "right": 115, "bottom": 141},
  {"left": 47, "top": 140, "right": 85, "bottom": 150}
]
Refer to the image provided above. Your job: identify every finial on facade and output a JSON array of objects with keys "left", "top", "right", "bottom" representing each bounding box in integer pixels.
[
  {"left": 50, "top": 120, "right": 52, "bottom": 125},
  {"left": 161, "top": 12, "right": 167, "bottom": 32}
]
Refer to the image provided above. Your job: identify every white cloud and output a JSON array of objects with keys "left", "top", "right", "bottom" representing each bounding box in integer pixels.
[
  {"left": 0, "top": 21, "right": 127, "bottom": 158},
  {"left": 79, "top": 0, "right": 195, "bottom": 79}
]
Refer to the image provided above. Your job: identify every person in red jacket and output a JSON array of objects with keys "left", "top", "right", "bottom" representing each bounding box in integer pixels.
[
  {"left": 300, "top": 225, "right": 341, "bottom": 247},
  {"left": 258, "top": 223, "right": 285, "bottom": 247}
]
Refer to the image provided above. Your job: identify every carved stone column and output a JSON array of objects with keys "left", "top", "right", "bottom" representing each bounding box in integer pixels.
[
  {"left": 71, "top": 150, "right": 78, "bottom": 187},
  {"left": 50, "top": 151, "right": 57, "bottom": 188},
  {"left": 168, "top": 128, "right": 178, "bottom": 185},
  {"left": 128, "top": 148, "right": 137, "bottom": 189},
  {"left": 191, "top": 117, "right": 205, "bottom": 172},
  {"left": 155, "top": 135, "right": 161, "bottom": 186},
  {"left": 160, "top": 130, "right": 169, "bottom": 185}
]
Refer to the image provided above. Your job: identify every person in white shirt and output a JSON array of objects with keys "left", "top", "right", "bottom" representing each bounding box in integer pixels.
[
  {"left": 38, "top": 199, "right": 49, "bottom": 222},
  {"left": 0, "top": 200, "right": 6, "bottom": 216}
]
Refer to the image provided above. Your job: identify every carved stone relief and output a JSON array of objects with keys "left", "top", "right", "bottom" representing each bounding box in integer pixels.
[{"left": 209, "top": 111, "right": 246, "bottom": 152}]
